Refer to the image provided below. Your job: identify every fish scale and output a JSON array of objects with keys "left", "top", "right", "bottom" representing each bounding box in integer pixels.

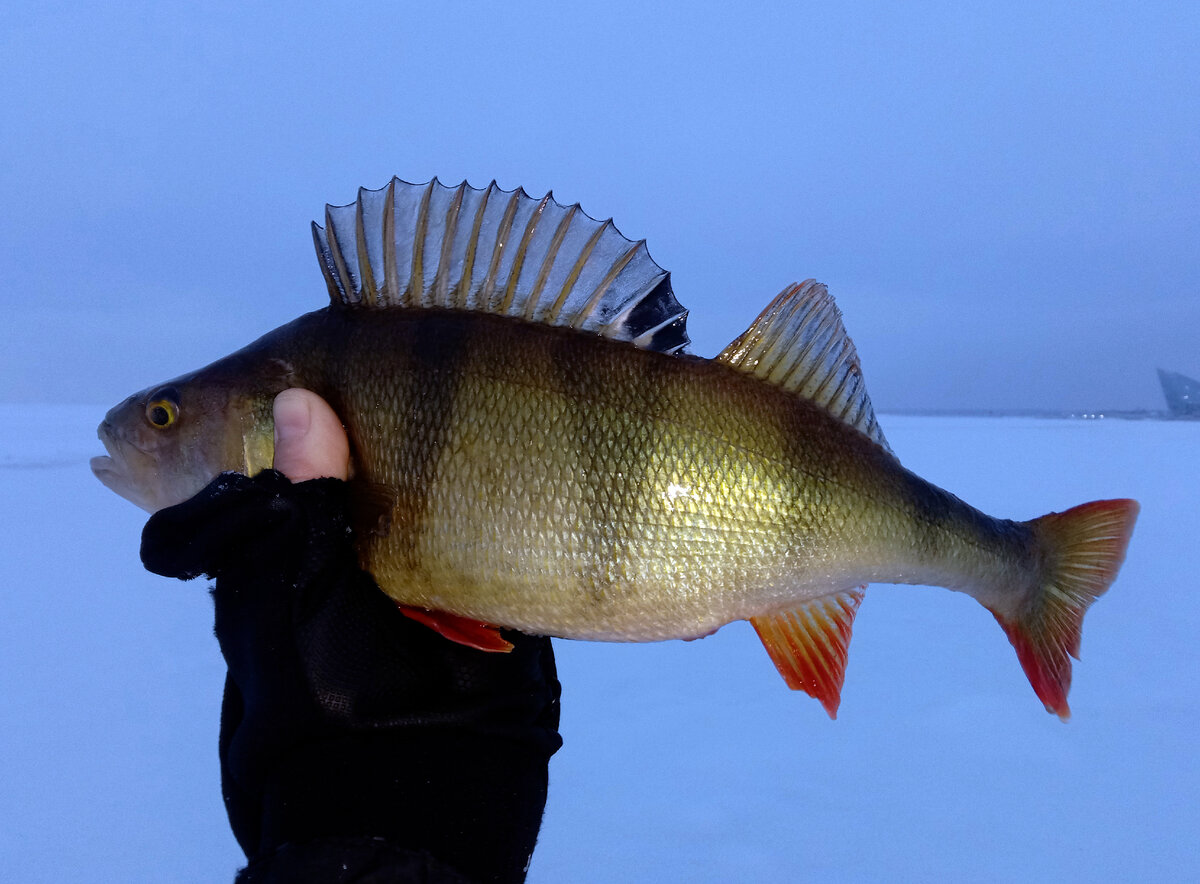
[
  {"left": 331, "top": 310, "right": 919, "bottom": 639},
  {"left": 92, "top": 177, "right": 1138, "bottom": 719}
]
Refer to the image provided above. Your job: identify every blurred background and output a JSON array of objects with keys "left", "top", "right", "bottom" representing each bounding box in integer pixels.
[
  {"left": 2, "top": 2, "right": 1197, "bottom": 881},
  {"left": 3, "top": 1, "right": 1196, "bottom": 412}
]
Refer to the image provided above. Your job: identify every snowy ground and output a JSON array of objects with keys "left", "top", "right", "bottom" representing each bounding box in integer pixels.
[{"left": 1, "top": 407, "right": 1195, "bottom": 881}]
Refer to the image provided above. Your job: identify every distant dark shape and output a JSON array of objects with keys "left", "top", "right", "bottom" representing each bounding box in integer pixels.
[{"left": 1157, "top": 368, "right": 1200, "bottom": 418}]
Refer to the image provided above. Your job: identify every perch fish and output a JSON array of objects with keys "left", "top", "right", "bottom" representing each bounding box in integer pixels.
[{"left": 91, "top": 177, "right": 1138, "bottom": 718}]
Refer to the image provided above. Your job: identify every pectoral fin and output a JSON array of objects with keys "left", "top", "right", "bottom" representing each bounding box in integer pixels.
[
  {"left": 398, "top": 605, "right": 515, "bottom": 653},
  {"left": 750, "top": 587, "right": 865, "bottom": 719}
]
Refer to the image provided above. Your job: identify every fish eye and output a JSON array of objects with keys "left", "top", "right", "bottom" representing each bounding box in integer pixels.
[{"left": 146, "top": 396, "right": 179, "bottom": 429}]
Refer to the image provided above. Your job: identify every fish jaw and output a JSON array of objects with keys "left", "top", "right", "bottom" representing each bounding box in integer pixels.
[
  {"left": 89, "top": 455, "right": 158, "bottom": 513},
  {"left": 91, "top": 418, "right": 168, "bottom": 512},
  {"left": 89, "top": 453, "right": 124, "bottom": 496}
]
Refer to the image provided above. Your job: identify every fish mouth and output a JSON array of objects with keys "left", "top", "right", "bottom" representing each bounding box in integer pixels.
[
  {"left": 90, "top": 418, "right": 188, "bottom": 513},
  {"left": 93, "top": 421, "right": 119, "bottom": 465},
  {"left": 91, "top": 421, "right": 136, "bottom": 498},
  {"left": 90, "top": 453, "right": 116, "bottom": 480}
]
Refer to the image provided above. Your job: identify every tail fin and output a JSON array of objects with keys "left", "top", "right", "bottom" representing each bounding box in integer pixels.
[{"left": 992, "top": 499, "right": 1138, "bottom": 720}]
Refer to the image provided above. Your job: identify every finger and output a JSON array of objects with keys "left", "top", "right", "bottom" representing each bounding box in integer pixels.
[{"left": 272, "top": 389, "right": 351, "bottom": 481}]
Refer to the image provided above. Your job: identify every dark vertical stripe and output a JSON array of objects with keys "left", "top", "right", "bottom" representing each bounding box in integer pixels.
[
  {"left": 551, "top": 335, "right": 669, "bottom": 599},
  {"left": 387, "top": 313, "right": 472, "bottom": 572}
]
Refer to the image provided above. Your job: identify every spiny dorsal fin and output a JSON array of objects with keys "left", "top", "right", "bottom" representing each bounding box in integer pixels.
[
  {"left": 750, "top": 587, "right": 866, "bottom": 719},
  {"left": 311, "top": 177, "right": 690, "bottom": 354},
  {"left": 717, "top": 280, "right": 891, "bottom": 452}
]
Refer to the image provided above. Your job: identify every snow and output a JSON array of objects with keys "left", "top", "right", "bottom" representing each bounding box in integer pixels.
[{"left": 1, "top": 407, "right": 1195, "bottom": 881}]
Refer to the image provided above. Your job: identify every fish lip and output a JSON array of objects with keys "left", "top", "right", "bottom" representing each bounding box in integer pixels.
[
  {"left": 94, "top": 422, "right": 116, "bottom": 464},
  {"left": 89, "top": 450, "right": 125, "bottom": 499},
  {"left": 92, "top": 420, "right": 127, "bottom": 485},
  {"left": 91, "top": 419, "right": 156, "bottom": 511}
]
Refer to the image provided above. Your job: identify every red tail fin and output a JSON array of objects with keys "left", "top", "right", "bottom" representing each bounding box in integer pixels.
[{"left": 992, "top": 499, "right": 1138, "bottom": 720}]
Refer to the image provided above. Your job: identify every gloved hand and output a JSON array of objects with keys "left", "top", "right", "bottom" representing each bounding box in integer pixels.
[{"left": 140, "top": 390, "right": 562, "bottom": 884}]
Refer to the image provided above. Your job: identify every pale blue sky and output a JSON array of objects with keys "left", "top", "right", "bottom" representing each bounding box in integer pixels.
[{"left": 3, "top": 1, "right": 1196, "bottom": 411}]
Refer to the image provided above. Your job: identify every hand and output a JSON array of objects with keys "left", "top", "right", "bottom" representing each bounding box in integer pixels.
[{"left": 140, "top": 390, "right": 561, "bottom": 884}]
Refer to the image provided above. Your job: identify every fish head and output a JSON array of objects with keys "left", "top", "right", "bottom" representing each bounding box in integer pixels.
[{"left": 91, "top": 360, "right": 283, "bottom": 513}]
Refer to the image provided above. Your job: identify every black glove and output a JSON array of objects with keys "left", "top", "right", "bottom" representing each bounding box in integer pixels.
[{"left": 140, "top": 470, "right": 562, "bottom": 884}]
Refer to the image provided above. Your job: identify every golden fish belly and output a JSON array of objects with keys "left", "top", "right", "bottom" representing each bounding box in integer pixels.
[{"left": 313, "top": 310, "right": 1033, "bottom": 640}]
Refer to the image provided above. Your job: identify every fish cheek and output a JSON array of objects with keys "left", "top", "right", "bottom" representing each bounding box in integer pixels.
[
  {"left": 162, "top": 384, "right": 247, "bottom": 497},
  {"left": 234, "top": 395, "right": 278, "bottom": 476}
]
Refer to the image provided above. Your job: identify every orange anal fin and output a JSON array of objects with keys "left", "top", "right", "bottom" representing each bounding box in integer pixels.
[
  {"left": 398, "top": 605, "right": 515, "bottom": 653},
  {"left": 750, "top": 587, "right": 865, "bottom": 719}
]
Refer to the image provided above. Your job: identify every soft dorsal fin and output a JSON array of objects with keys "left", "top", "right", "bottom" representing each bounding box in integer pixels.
[
  {"left": 750, "top": 588, "right": 865, "bottom": 719},
  {"left": 311, "top": 177, "right": 690, "bottom": 354},
  {"left": 717, "top": 280, "right": 891, "bottom": 452}
]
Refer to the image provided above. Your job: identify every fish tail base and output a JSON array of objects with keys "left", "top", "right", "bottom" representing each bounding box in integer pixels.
[{"left": 991, "top": 498, "right": 1138, "bottom": 720}]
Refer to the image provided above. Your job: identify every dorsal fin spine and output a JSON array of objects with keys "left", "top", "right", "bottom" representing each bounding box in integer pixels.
[
  {"left": 546, "top": 215, "right": 605, "bottom": 323},
  {"left": 313, "top": 177, "right": 689, "bottom": 353},
  {"left": 313, "top": 222, "right": 342, "bottom": 302},
  {"left": 480, "top": 189, "right": 522, "bottom": 310},
  {"left": 502, "top": 192, "right": 551, "bottom": 317},
  {"left": 380, "top": 181, "right": 399, "bottom": 305},
  {"left": 434, "top": 182, "right": 467, "bottom": 306},
  {"left": 354, "top": 194, "right": 378, "bottom": 307},
  {"left": 410, "top": 180, "right": 434, "bottom": 307},
  {"left": 456, "top": 182, "right": 492, "bottom": 310},
  {"left": 576, "top": 239, "right": 642, "bottom": 333},
  {"left": 568, "top": 220, "right": 618, "bottom": 328},
  {"left": 324, "top": 206, "right": 356, "bottom": 302},
  {"left": 524, "top": 202, "right": 578, "bottom": 322}
]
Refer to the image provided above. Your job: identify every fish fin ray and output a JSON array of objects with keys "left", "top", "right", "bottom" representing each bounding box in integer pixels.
[
  {"left": 312, "top": 177, "right": 690, "bottom": 353},
  {"left": 990, "top": 498, "right": 1138, "bottom": 720},
  {"left": 749, "top": 586, "right": 865, "bottom": 719},
  {"left": 397, "top": 605, "right": 515, "bottom": 653},
  {"left": 717, "top": 281, "right": 891, "bottom": 452}
]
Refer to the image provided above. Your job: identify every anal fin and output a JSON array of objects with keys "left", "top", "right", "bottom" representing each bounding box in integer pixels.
[
  {"left": 749, "top": 587, "right": 865, "bottom": 719},
  {"left": 398, "top": 605, "right": 515, "bottom": 652}
]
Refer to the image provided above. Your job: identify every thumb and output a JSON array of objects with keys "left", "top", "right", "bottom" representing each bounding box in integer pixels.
[{"left": 272, "top": 389, "right": 351, "bottom": 481}]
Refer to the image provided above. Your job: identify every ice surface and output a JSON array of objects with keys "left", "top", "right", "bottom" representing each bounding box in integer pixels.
[{"left": 1, "top": 406, "right": 1195, "bottom": 881}]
